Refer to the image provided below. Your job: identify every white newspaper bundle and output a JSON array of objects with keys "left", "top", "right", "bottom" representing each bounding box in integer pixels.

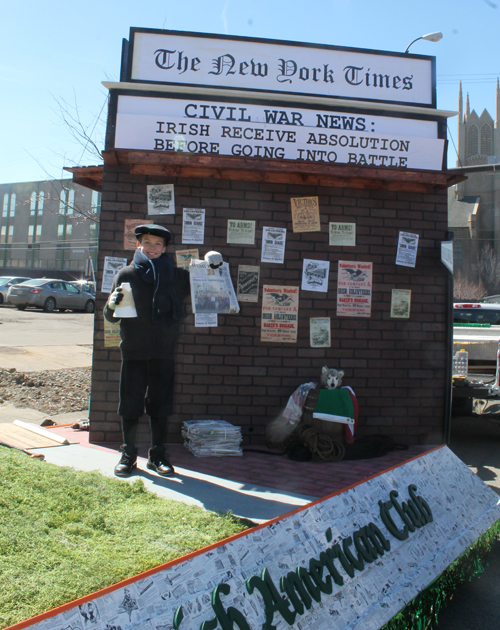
[
  {"left": 182, "top": 420, "right": 243, "bottom": 457},
  {"left": 189, "top": 259, "right": 240, "bottom": 314}
]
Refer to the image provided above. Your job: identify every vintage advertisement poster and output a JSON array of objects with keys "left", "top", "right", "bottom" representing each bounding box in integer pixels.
[
  {"left": 147, "top": 184, "right": 175, "bottom": 215},
  {"left": 337, "top": 260, "right": 373, "bottom": 318},
  {"left": 261, "top": 226, "right": 286, "bottom": 264},
  {"left": 396, "top": 231, "right": 419, "bottom": 268},
  {"left": 310, "top": 317, "right": 331, "bottom": 348},
  {"left": 261, "top": 285, "right": 299, "bottom": 343},
  {"left": 290, "top": 196, "right": 320, "bottom": 233},
  {"left": 237, "top": 265, "right": 260, "bottom": 302},
  {"left": 103, "top": 318, "right": 121, "bottom": 348},
  {"left": 301, "top": 259, "right": 330, "bottom": 292},
  {"left": 123, "top": 219, "right": 152, "bottom": 250},
  {"left": 182, "top": 208, "right": 205, "bottom": 244},
  {"left": 190, "top": 259, "right": 240, "bottom": 314},
  {"left": 101, "top": 256, "right": 128, "bottom": 293},
  {"left": 175, "top": 248, "right": 199, "bottom": 270},
  {"left": 195, "top": 313, "right": 218, "bottom": 327},
  {"left": 329, "top": 222, "right": 356, "bottom": 247},
  {"left": 227, "top": 219, "right": 256, "bottom": 244},
  {"left": 391, "top": 289, "right": 412, "bottom": 318}
]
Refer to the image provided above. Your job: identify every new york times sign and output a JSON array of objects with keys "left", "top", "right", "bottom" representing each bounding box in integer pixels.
[
  {"left": 126, "top": 29, "right": 436, "bottom": 107},
  {"left": 23, "top": 447, "right": 500, "bottom": 630}
]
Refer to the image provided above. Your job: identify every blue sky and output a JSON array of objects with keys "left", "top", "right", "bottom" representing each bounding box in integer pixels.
[{"left": 1, "top": 0, "right": 498, "bottom": 184}]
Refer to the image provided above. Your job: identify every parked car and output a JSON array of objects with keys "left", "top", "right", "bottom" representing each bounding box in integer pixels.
[
  {"left": 7, "top": 278, "right": 95, "bottom": 313},
  {"left": 69, "top": 280, "right": 96, "bottom": 296},
  {"left": 453, "top": 302, "right": 500, "bottom": 325},
  {"left": 0, "top": 276, "right": 32, "bottom": 304}
]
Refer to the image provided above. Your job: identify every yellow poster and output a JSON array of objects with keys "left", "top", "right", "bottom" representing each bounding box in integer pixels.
[
  {"left": 261, "top": 285, "right": 299, "bottom": 343},
  {"left": 290, "top": 196, "right": 320, "bottom": 233},
  {"left": 103, "top": 318, "right": 121, "bottom": 348}
]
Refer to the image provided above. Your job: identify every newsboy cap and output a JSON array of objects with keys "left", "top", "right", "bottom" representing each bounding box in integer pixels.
[{"left": 134, "top": 224, "right": 172, "bottom": 244}]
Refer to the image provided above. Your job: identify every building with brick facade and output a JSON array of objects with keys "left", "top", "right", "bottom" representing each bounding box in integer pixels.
[
  {"left": 0, "top": 178, "right": 100, "bottom": 278},
  {"left": 69, "top": 29, "right": 463, "bottom": 448}
]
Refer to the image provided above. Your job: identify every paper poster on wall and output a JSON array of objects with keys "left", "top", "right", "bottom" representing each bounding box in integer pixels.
[
  {"left": 337, "top": 260, "right": 373, "bottom": 318},
  {"left": 301, "top": 259, "right": 330, "bottom": 292},
  {"left": 190, "top": 259, "right": 240, "bottom": 314},
  {"left": 396, "top": 231, "right": 419, "bottom": 268},
  {"left": 182, "top": 208, "right": 205, "bottom": 244},
  {"left": 291, "top": 196, "right": 320, "bottom": 233},
  {"left": 195, "top": 313, "right": 218, "bottom": 327},
  {"left": 123, "top": 219, "right": 153, "bottom": 250},
  {"left": 103, "top": 318, "right": 121, "bottom": 348},
  {"left": 261, "top": 285, "right": 299, "bottom": 343},
  {"left": 391, "top": 289, "right": 412, "bottom": 318},
  {"left": 147, "top": 184, "right": 175, "bottom": 215},
  {"left": 310, "top": 317, "right": 331, "bottom": 348},
  {"left": 329, "top": 222, "right": 356, "bottom": 247},
  {"left": 101, "top": 256, "right": 128, "bottom": 293},
  {"left": 227, "top": 219, "right": 256, "bottom": 244},
  {"left": 237, "top": 265, "right": 260, "bottom": 302},
  {"left": 261, "top": 226, "right": 286, "bottom": 263},
  {"left": 175, "top": 249, "right": 199, "bottom": 270}
]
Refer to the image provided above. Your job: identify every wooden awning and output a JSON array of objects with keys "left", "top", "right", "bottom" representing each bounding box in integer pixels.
[{"left": 66, "top": 150, "right": 466, "bottom": 193}]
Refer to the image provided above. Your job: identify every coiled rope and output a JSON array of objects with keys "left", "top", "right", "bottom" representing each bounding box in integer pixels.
[{"left": 296, "top": 424, "right": 345, "bottom": 462}]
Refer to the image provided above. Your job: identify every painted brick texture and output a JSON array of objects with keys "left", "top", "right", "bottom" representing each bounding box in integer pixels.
[{"left": 90, "top": 165, "right": 448, "bottom": 447}]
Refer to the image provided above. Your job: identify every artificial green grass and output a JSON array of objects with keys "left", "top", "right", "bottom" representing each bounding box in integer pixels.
[{"left": 0, "top": 446, "right": 251, "bottom": 629}]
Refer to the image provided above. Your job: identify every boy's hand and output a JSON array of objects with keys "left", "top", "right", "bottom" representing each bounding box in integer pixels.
[
  {"left": 108, "top": 287, "right": 124, "bottom": 310},
  {"left": 204, "top": 251, "right": 223, "bottom": 269}
]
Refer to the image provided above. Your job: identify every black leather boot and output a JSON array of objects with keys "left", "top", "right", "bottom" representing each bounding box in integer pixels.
[
  {"left": 114, "top": 444, "right": 138, "bottom": 477},
  {"left": 147, "top": 446, "right": 175, "bottom": 476}
]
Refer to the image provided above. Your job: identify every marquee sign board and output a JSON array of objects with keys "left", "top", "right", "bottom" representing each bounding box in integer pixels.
[
  {"left": 114, "top": 95, "right": 445, "bottom": 170},
  {"left": 126, "top": 29, "right": 436, "bottom": 107},
  {"left": 20, "top": 447, "right": 500, "bottom": 630}
]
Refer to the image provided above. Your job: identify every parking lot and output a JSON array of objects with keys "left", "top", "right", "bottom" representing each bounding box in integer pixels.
[{"left": 0, "top": 305, "right": 94, "bottom": 370}]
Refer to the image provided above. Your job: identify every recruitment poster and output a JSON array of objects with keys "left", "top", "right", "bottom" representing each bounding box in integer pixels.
[
  {"left": 182, "top": 208, "right": 205, "bottom": 244},
  {"left": 329, "top": 222, "right": 356, "bottom": 247},
  {"left": 290, "top": 196, "right": 320, "bottom": 233},
  {"left": 227, "top": 219, "right": 256, "bottom": 244},
  {"left": 337, "top": 260, "right": 373, "bottom": 318},
  {"left": 123, "top": 219, "right": 152, "bottom": 250},
  {"left": 261, "top": 226, "right": 287, "bottom": 263},
  {"left": 103, "top": 318, "right": 121, "bottom": 348},
  {"left": 175, "top": 249, "right": 199, "bottom": 270},
  {"left": 261, "top": 285, "right": 299, "bottom": 343},
  {"left": 396, "top": 231, "right": 419, "bottom": 268}
]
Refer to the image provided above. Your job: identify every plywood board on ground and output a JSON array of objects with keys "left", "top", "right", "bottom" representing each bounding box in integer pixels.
[{"left": 0, "top": 423, "right": 76, "bottom": 449}]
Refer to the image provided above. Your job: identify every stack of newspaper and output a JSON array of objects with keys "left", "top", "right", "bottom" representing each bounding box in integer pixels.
[{"left": 182, "top": 420, "right": 243, "bottom": 457}]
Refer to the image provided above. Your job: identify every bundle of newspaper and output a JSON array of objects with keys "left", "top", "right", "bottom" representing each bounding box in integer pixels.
[{"left": 182, "top": 420, "right": 243, "bottom": 457}]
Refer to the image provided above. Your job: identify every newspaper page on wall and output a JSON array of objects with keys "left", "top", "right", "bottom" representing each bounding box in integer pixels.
[
  {"left": 301, "top": 259, "right": 330, "bottom": 292},
  {"left": 175, "top": 249, "right": 199, "bottom": 270},
  {"left": 290, "top": 196, "right": 320, "bottom": 232},
  {"left": 391, "top": 289, "right": 412, "bottom": 318},
  {"left": 237, "top": 265, "right": 260, "bottom": 302},
  {"left": 101, "top": 256, "right": 128, "bottom": 293},
  {"left": 147, "top": 184, "right": 175, "bottom": 215},
  {"left": 329, "top": 222, "right": 356, "bottom": 247},
  {"left": 396, "top": 231, "right": 419, "bottom": 268},
  {"left": 261, "top": 226, "right": 286, "bottom": 263},
  {"left": 190, "top": 259, "right": 240, "bottom": 314},
  {"left": 261, "top": 285, "right": 299, "bottom": 343},
  {"left": 123, "top": 219, "right": 152, "bottom": 250},
  {"left": 310, "top": 317, "right": 331, "bottom": 348},
  {"left": 227, "top": 219, "right": 256, "bottom": 244},
  {"left": 337, "top": 260, "right": 373, "bottom": 318}
]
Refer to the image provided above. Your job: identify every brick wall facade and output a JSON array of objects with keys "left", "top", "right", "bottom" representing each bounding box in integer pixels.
[{"left": 89, "top": 164, "right": 449, "bottom": 447}]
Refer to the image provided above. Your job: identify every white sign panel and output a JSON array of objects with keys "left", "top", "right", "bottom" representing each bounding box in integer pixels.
[
  {"left": 441, "top": 241, "right": 454, "bottom": 273},
  {"left": 128, "top": 30, "right": 435, "bottom": 106},
  {"left": 115, "top": 96, "right": 445, "bottom": 171},
  {"left": 24, "top": 447, "right": 500, "bottom": 630}
]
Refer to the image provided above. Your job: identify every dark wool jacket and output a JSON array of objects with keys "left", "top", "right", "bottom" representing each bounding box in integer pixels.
[{"left": 104, "top": 261, "right": 190, "bottom": 361}]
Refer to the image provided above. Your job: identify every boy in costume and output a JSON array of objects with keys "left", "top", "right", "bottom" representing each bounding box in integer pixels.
[{"left": 105, "top": 224, "right": 222, "bottom": 477}]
